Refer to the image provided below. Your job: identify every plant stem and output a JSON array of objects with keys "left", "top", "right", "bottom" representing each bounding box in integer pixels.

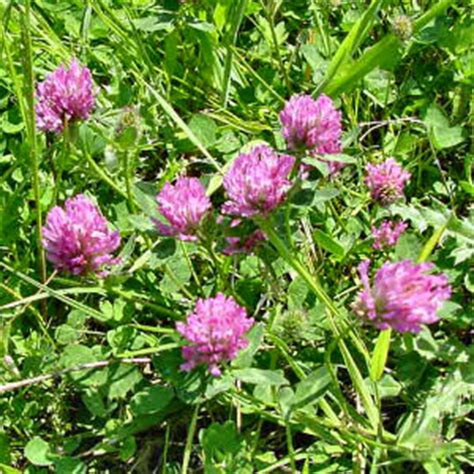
[
  {"left": 54, "top": 120, "right": 70, "bottom": 203},
  {"left": 285, "top": 420, "right": 297, "bottom": 473},
  {"left": 260, "top": 0, "right": 291, "bottom": 92},
  {"left": 82, "top": 147, "right": 128, "bottom": 199},
  {"left": 182, "top": 403, "right": 200, "bottom": 474},
  {"left": 0, "top": 357, "right": 151, "bottom": 394},
  {"left": 200, "top": 234, "right": 228, "bottom": 290},
  {"left": 256, "top": 217, "right": 380, "bottom": 429},
  {"left": 20, "top": 0, "right": 46, "bottom": 286},
  {"left": 162, "top": 423, "right": 171, "bottom": 473},
  {"left": 180, "top": 241, "right": 204, "bottom": 296},
  {"left": 123, "top": 150, "right": 136, "bottom": 213},
  {"left": 222, "top": 0, "right": 248, "bottom": 105},
  {"left": 116, "top": 343, "right": 180, "bottom": 358}
]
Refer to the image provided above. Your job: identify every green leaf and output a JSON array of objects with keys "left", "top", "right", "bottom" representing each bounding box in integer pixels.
[
  {"left": 417, "top": 222, "right": 449, "bottom": 263},
  {"left": 60, "top": 345, "right": 106, "bottom": 386},
  {"left": 424, "top": 104, "right": 465, "bottom": 149},
  {"left": 324, "top": 0, "right": 455, "bottom": 96},
  {"left": 24, "top": 437, "right": 54, "bottom": 467},
  {"left": 53, "top": 457, "right": 87, "bottom": 474},
  {"left": 321, "top": 0, "right": 384, "bottom": 91},
  {"left": 188, "top": 114, "right": 217, "bottom": 148},
  {"left": 370, "top": 329, "right": 392, "bottom": 382},
  {"left": 394, "top": 234, "right": 422, "bottom": 261},
  {"left": 0, "top": 432, "right": 11, "bottom": 464},
  {"left": 205, "top": 374, "right": 235, "bottom": 399},
  {"left": 233, "top": 368, "right": 288, "bottom": 386},
  {"left": 202, "top": 421, "right": 242, "bottom": 458},
  {"left": 312, "top": 187, "right": 340, "bottom": 204},
  {"left": 81, "top": 390, "right": 107, "bottom": 418},
  {"left": 107, "top": 364, "right": 143, "bottom": 400},
  {"left": 130, "top": 385, "right": 174, "bottom": 415},
  {"left": 60, "top": 345, "right": 96, "bottom": 369},
  {"left": 288, "top": 277, "right": 309, "bottom": 310},
  {"left": 188, "top": 21, "right": 215, "bottom": 33},
  {"left": 319, "top": 153, "right": 357, "bottom": 164},
  {"left": 291, "top": 367, "right": 331, "bottom": 410},
  {"left": 119, "top": 436, "right": 137, "bottom": 462},
  {"left": 231, "top": 323, "right": 265, "bottom": 368},
  {"left": 459, "top": 180, "right": 474, "bottom": 196},
  {"left": 377, "top": 374, "right": 402, "bottom": 398},
  {"left": 431, "top": 124, "right": 464, "bottom": 149},
  {"left": 55, "top": 325, "right": 80, "bottom": 345},
  {"left": 0, "top": 464, "right": 22, "bottom": 474},
  {"left": 159, "top": 248, "right": 191, "bottom": 294},
  {"left": 324, "top": 34, "right": 402, "bottom": 97},
  {"left": 313, "top": 229, "right": 345, "bottom": 258},
  {"left": 132, "top": 17, "right": 173, "bottom": 32}
]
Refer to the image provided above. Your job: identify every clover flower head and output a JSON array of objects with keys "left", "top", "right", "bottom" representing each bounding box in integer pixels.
[
  {"left": 280, "top": 94, "right": 342, "bottom": 154},
  {"left": 365, "top": 158, "right": 411, "bottom": 205},
  {"left": 155, "top": 177, "right": 212, "bottom": 241},
  {"left": 36, "top": 59, "right": 95, "bottom": 133},
  {"left": 222, "top": 145, "right": 295, "bottom": 218},
  {"left": 372, "top": 220, "right": 408, "bottom": 250},
  {"left": 176, "top": 293, "right": 254, "bottom": 376},
  {"left": 42, "top": 194, "right": 120, "bottom": 276},
  {"left": 352, "top": 260, "right": 451, "bottom": 333}
]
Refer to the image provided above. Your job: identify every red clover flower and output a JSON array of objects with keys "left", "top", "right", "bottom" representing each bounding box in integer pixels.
[
  {"left": 36, "top": 59, "right": 95, "bottom": 133},
  {"left": 155, "top": 177, "right": 212, "bottom": 241},
  {"left": 280, "top": 94, "right": 344, "bottom": 175},
  {"left": 365, "top": 158, "right": 411, "bottom": 206},
  {"left": 372, "top": 220, "right": 408, "bottom": 250},
  {"left": 176, "top": 293, "right": 254, "bottom": 376},
  {"left": 352, "top": 260, "right": 451, "bottom": 333},
  {"left": 222, "top": 145, "right": 295, "bottom": 218},
  {"left": 42, "top": 194, "right": 121, "bottom": 276}
]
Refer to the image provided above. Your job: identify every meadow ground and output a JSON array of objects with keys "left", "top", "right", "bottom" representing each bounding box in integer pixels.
[{"left": 0, "top": 1, "right": 472, "bottom": 472}]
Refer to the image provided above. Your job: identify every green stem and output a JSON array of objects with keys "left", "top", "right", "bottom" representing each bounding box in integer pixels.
[
  {"left": 82, "top": 148, "right": 128, "bottom": 199},
  {"left": 109, "top": 288, "right": 178, "bottom": 319},
  {"left": 200, "top": 234, "right": 228, "bottom": 290},
  {"left": 231, "top": 46, "right": 285, "bottom": 103},
  {"left": 129, "top": 323, "right": 176, "bottom": 334},
  {"left": 180, "top": 241, "right": 204, "bottom": 296},
  {"left": 116, "top": 343, "right": 179, "bottom": 358},
  {"left": 257, "top": 217, "right": 379, "bottom": 429},
  {"left": 257, "top": 218, "right": 337, "bottom": 313},
  {"left": 123, "top": 151, "right": 136, "bottom": 213},
  {"left": 162, "top": 423, "right": 171, "bottom": 473},
  {"left": 221, "top": 0, "right": 248, "bottom": 105},
  {"left": 269, "top": 332, "right": 340, "bottom": 425},
  {"left": 182, "top": 403, "right": 200, "bottom": 474},
  {"left": 54, "top": 121, "right": 71, "bottom": 203},
  {"left": 285, "top": 421, "right": 297, "bottom": 473},
  {"left": 0, "top": 283, "right": 55, "bottom": 348},
  {"left": 20, "top": 1, "right": 46, "bottom": 286},
  {"left": 260, "top": 0, "right": 291, "bottom": 92}
]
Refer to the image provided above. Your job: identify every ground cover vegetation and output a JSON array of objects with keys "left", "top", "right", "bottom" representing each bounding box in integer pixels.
[{"left": 0, "top": 0, "right": 472, "bottom": 472}]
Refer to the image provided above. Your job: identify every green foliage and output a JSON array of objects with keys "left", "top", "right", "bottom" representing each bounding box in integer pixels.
[{"left": 0, "top": 0, "right": 471, "bottom": 472}]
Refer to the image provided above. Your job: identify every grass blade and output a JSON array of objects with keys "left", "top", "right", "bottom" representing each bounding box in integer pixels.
[
  {"left": 317, "top": 0, "right": 385, "bottom": 95},
  {"left": 370, "top": 329, "right": 392, "bottom": 382},
  {"left": 1, "top": 263, "right": 108, "bottom": 322},
  {"left": 221, "top": 0, "right": 248, "bottom": 106},
  {"left": 142, "top": 80, "right": 222, "bottom": 172},
  {"left": 324, "top": 0, "right": 455, "bottom": 97}
]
